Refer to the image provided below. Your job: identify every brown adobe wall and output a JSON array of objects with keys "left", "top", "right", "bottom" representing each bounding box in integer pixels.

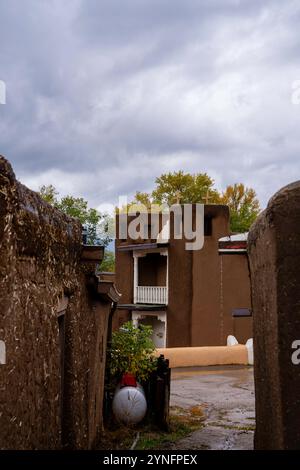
[
  {"left": 114, "top": 243, "right": 132, "bottom": 329},
  {"left": 99, "top": 272, "right": 115, "bottom": 283},
  {"left": 167, "top": 230, "right": 193, "bottom": 347},
  {"left": 248, "top": 181, "right": 300, "bottom": 450},
  {"left": 0, "top": 156, "right": 112, "bottom": 449},
  {"left": 221, "top": 254, "right": 252, "bottom": 344},
  {"left": 191, "top": 205, "right": 230, "bottom": 346}
]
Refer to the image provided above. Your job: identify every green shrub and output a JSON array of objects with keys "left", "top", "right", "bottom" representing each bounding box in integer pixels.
[{"left": 109, "top": 321, "right": 157, "bottom": 382}]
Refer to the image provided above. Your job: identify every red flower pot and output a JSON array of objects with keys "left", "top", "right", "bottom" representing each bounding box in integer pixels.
[{"left": 120, "top": 372, "right": 137, "bottom": 387}]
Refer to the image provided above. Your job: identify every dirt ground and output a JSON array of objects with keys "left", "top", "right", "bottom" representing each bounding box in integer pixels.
[{"left": 167, "top": 365, "right": 255, "bottom": 450}]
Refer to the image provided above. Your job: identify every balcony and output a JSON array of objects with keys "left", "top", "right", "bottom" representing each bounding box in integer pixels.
[{"left": 135, "top": 286, "right": 168, "bottom": 305}]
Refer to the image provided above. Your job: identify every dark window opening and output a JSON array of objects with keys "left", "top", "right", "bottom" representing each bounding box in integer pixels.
[
  {"left": 138, "top": 253, "right": 167, "bottom": 286},
  {"left": 204, "top": 217, "right": 213, "bottom": 236},
  {"left": 232, "top": 308, "right": 252, "bottom": 317}
]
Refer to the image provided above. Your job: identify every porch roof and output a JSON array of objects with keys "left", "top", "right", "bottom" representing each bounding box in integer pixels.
[
  {"left": 117, "top": 303, "right": 166, "bottom": 311},
  {"left": 117, "top": 242, "right": 169, "bottom": 252},
  {"left": 218, "top": 232, "right": 248, "bottom": 254}
]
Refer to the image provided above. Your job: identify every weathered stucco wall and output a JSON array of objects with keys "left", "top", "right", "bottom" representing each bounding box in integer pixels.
[
  {"left": 248, "top": 181, "right": 300, "bottom": 450},
  {"left": 0, "top": 156, "right": 116, "bottom": 449}
]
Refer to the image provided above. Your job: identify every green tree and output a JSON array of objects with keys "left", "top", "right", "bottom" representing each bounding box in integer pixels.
[
  {"left": 39, "top": 184, "right": 59, "bottom": 205},
  {"left": 99, "top": 250, "right": 115, "bottom": 272},
  {"left": 132, "top": 191, "right": 152, "bottom": 207},
  {"left": 129, "top": 172, "right": 260, "bottom": 233},
  {"left": 130, "top": 171, "right": 220, "bottom": 208},
  {"left": 39, "top": 185, "right": 112, "bottom": 246},
  {"left": 220, "top": 183, "right": 260, "bottom": 233},
  {"left": 152, "top": 171, "right": 220, "bottom": 205}
]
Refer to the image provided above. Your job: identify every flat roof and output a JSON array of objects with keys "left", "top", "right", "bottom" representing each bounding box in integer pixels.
[
  {"left": 218, "top": 232, "right": 248, "bottom": 242},
  {"left": 218, "top": 232, "right": 248, "bottom": 254}
]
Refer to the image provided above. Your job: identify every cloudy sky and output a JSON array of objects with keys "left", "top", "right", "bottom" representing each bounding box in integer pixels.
[{"left": 1, "top": 0, "right": 300, "bottom": 211}]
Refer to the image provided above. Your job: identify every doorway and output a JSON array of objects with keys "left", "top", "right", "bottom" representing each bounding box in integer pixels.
[{"left": 132, "top": 311, "right": 167, "bottom": 348}]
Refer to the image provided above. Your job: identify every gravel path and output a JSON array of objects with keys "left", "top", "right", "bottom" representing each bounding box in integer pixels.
[{"left": 168, "top": 366, "right": 255, "bottom": 450}]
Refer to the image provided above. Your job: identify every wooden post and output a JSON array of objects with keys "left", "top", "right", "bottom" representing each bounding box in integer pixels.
[{"left": 133, "top": 254, "right": 138, "bottom": 303}]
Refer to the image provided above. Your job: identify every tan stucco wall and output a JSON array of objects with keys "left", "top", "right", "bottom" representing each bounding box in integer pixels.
[{"left": 156, "top": 345, "right": 249, "bottom": 368}]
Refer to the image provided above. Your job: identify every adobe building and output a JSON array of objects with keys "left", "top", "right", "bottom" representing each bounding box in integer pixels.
[
  {"left": 0, "top": 156, "right": 120, "bottom": 450},
  {"left": 114, "top": 204, "right": 252, "bottom": 348}
]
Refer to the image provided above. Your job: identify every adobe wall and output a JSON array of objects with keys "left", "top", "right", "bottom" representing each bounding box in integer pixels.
[
  {"left": 248, "top": 181, "right": 300, "bottom": 449},
  {"left": 0, "top": 156, "right": 112, "bottom": 449},
  {"left": 98, "top": 272, "right": 115, "bottom": 282},
  {"left": 221, "top": 254, "right": 252, "bottom": 344},
  {"left": 156, "top": 345, "right": 249, "bottom": 368},
  {"left": 191, "top": 206, "right": 230, "bottom": 346},
  {"left": 114, "top": 245, "right": 132, "bottom": 329},
  {"left": 167, "top": 218, "right": 193, "bottom": 347}
]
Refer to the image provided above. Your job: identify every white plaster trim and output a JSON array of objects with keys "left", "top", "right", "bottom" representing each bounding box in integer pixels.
[
  {"left": 246, "top": 338, "right": 254, "bottom": 365},
  {"left": 227, "top": 335, "right": 239, "bottom": 346},
  {"left": 157, "top": 219, "right": 170, "bottom": 244},
  {"left": 0, "top": 340, "right": 6, "bottom": 364}
]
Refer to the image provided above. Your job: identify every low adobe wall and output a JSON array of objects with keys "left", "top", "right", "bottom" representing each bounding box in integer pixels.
[{"left": 156, "top": 345, "right": 249, "bottom": 368}]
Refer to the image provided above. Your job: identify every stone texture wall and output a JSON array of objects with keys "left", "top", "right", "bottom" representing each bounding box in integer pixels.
[
  {"left": 0, "top": 156, "right": 117, "bottom": 449},
  {"left": 248, "top": 181, "right": 300, "bottom": 449}
]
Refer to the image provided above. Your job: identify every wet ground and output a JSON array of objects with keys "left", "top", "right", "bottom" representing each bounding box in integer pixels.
[{"left": 168, "top": 365, "right": 255, "bottom": 450}]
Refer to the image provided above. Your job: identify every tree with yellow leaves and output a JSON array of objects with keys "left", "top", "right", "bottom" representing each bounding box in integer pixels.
[
  {"left": 129, "top": 173, "right": 260, "bottom": 233},
  {"left": 220, "top": 183, "right": 260, "bottom": 233}
]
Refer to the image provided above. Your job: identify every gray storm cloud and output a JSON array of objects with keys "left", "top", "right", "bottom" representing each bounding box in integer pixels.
[{"left": 0, "top": 0, "right": 300, "bottom": 208}]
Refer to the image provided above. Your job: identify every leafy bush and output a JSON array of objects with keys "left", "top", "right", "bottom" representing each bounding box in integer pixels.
[{"left": 109, "top": 321, "right": 157, "bottom": 382}]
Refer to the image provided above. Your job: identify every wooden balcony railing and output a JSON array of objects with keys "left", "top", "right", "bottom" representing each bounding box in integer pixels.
[{"left": 135, "top": 286, "right": 168, "bottom": 305}]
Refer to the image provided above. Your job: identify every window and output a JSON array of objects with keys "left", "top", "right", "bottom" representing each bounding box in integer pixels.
[
  {"left": 204, "top": 217, "right": 212, "bottom": 236},
  {"left": 232, "top": 308, "right": 252, "bottom": 317}
]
